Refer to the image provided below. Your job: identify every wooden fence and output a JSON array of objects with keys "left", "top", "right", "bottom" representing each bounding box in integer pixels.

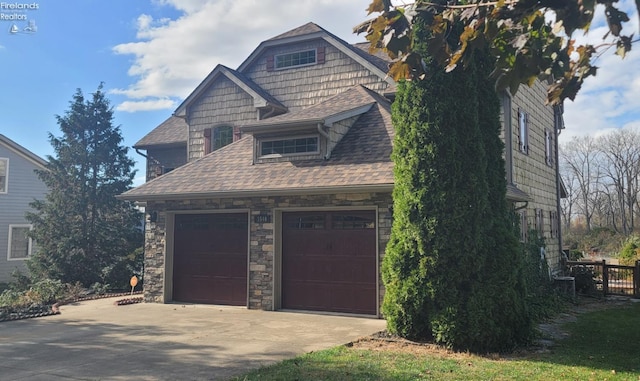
[{"left": 565, "top": 260, "right": 640, "bottom": 298}]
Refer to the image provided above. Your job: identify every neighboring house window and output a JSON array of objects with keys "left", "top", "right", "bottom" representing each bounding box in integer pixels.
[
  {"left": 549, "top": 210, "right": 559, "bottom": 238},
  {"left": 260, "top": 136, "right": 319, "bottom": 157},
  {"left": 0, "top": 158, "right": 8, "bottom": 193},
  {"left": 267, "top": 47, "right": 325, "bottom": 71},
  {"left": 545, "top": 129, "right": 554, "bottom": 166},
  {"left": 204, "top": 126, "right": 237, "bottom": 154},
  {"left": 535, "top": 208, "right": 544, "bottom": 237},
  {"left": 518, "top": 109, "right": 529, "bottom": 154},
  {"left": 8, "top": 225, "right": 32, "bottom": 260},
  {"left": 517, "top": 209, "right": 528, "bottom": 243}
]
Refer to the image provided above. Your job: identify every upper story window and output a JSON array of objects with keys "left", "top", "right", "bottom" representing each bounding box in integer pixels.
[
  {"left": 260, "top": 136, "right": 319, "bottom": 157},
  {"left": 8, "top": 225, "right": 32, "bottom": 260},
  {"left": 213, "top": 125, "right": 234, "bottom": 150},
  {"left": 518, "top": 109, "right": 529, "bottom": 155},
  {"left": 275, "top": 49, "right": 316, "bottom": 69},
  {"left": 0, "top": 158, "right": 7, "bottom": 193},
  {"left": 266, "top": 47, "right": 325, "bottom": 72},
  {"left": 204, "top": 125, "right": 237, "bottom": 155},
  {"left": 545, "top": 129, "right": 554, "bottom": 167}
]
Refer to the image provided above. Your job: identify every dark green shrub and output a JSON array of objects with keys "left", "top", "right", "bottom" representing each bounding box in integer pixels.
[{"left": 381, "top": 15, "right": 532, "bottom": 352}]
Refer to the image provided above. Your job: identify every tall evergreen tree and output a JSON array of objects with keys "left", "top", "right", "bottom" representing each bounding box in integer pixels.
[
  {"left": 381, "top": 16, "right": 531, "bottom": 352},
  {"left": 26, "top": 84, "right": 143, "bottom": 288}
]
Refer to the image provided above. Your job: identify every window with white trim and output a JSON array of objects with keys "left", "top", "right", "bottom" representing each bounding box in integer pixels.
[
  {"left": 0, "top": 158, "right": 7, "bottom": 193},
  {"left": 518, "top": 109, "right": 529, "bottom": 154},
  {"left": 275, "top": 49, "right": 316, "bottom": 69},
  {"left": 260, "top": 136, "right": 319, "bottom": 157},
  {"left": 8, "top": 225, "right": 32, "bottom": 260}
]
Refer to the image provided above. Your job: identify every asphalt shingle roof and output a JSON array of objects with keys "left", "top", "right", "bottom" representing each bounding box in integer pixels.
[
  {"left": 120, "top": 86, "right": 394, "bottom": 201},
  {"left": 241, "top": 85, "right": 378, "bottom": 129},
  {"left": 134, "top": 116, "right": 187, "bottom": 148}
]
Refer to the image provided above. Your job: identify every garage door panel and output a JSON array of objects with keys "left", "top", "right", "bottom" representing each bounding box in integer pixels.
[
  {"left": 282, "top": 211, "right": 377, "bottom": 315},
  {"left": 173, "top": 213, "right": 248, "bottom": 306}
]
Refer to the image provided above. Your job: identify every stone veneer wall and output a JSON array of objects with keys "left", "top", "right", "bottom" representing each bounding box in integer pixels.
[{"left": 142, "top": 191, "right": 393, "bottom": 314}]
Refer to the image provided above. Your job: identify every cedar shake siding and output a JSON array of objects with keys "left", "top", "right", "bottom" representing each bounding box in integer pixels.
[{"left": 243, "top": 40, "right": 391, "bottom": 112}]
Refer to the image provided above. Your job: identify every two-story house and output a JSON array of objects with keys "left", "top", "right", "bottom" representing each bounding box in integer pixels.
[
  {"left": 120, "top": 23, "right": 563, "bottom": 316},
  {"left": 0, "top": 135, "right": 48, "bottom": 284}
]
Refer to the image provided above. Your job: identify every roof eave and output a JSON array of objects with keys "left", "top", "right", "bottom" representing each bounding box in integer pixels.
[
  {"left": 0, "top": 134, "right": 48, "bottom": 169},
  {"left": 117, "top": 183, "right": 394, "bottom": 202}
]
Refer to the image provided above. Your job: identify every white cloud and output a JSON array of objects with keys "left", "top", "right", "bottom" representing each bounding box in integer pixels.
[
  {"left": 116, "top": 98, "right": 177, "bottom": 112},
  {"left": 111, "top": 0, "right": 371, "bottom": 111},
  {"left": 559, "top": 2, "right": 640, "bottom": 143}
]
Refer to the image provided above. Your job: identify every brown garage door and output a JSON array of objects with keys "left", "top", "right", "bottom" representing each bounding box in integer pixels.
[
  {"left": 173, "top": 213, "right": 248, "bottom": 305},
  {"left": 282, "top": 210, "right": 377, "bottom": 315}
]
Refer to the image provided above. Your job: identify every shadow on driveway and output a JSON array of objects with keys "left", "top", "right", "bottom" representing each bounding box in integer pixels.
[{"left": 0, "top": 297, "right": 386, "bottom": 380}]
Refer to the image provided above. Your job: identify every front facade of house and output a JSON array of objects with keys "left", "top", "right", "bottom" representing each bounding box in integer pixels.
[
  {"left": 0, "top": 135, "right": 48, "bottom": 283},
  {"left": 121, "top": 23, "right": 563, "bottom": 316}
]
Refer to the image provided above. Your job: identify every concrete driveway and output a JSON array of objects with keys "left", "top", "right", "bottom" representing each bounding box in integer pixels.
[{"left": 0, "top": 296, "right": 386, "bottom": 381}]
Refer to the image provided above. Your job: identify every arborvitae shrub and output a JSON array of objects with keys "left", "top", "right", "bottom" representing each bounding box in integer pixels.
[{"left": 382, "top": 16, "right": 533, "bottom": 352}]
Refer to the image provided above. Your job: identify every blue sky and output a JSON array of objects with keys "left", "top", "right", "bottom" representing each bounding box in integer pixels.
[{"left": 1, "top": 0, "right": 638, "bottom": 186}]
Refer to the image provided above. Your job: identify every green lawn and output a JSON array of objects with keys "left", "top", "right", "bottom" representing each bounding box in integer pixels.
[{"left": 230, "top": 302, "right": 640, "bottom": 381}]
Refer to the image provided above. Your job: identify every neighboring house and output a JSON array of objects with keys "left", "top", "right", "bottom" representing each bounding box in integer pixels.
[
  {"left": 121, "top": 23, "right": 564, "bottom": 316},
  {"left": 0, "top": 134, "right": 48, "bottom": 284}
]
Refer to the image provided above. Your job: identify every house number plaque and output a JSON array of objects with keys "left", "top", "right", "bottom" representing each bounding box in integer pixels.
[{"left": 254, "top": 214, "right": 271, "bottom": 223}]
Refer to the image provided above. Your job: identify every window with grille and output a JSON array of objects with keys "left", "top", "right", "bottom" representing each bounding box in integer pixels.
[
  {"left": 275, "top": 49, "right": 316, "bottom": 69},
  {"left": 8, "top": 225, "right": 31, "bottom": 260},
  {"left": 260, "top": 136, "right": 318, "bottom": 157},
  {"left": 213, "top": 126, "right": 233, "bottom": 150}
]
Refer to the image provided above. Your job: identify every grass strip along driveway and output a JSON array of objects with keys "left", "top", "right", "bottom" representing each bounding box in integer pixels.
[{"left": 231, "top": 301, "right": 640, "bottom": 381}]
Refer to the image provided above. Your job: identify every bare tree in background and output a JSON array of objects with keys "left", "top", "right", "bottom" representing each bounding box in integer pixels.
[
  {"left": 560, "top": 136, "right": 602, "bottom": 232},
  {"left": 598, "top": 129, "right": 640, "bottom": 234}
]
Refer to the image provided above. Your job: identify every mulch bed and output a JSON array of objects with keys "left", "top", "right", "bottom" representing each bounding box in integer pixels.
[{"left": 0, "top": 291, "right": 144, "bottom": 323}]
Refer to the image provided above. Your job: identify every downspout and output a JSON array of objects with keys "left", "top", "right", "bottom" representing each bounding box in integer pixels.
[
  {"left": 135, "top": 148, "right": 161, "bottom": 178},
  {"left": 316, "top": 122, "right": 331, "bottom": 160},
  {"left": 554, "top": 105, "right": 565, "bottom": 272},
  {"left": 259, "top": 105, "right": 278, "bottom": 120}
]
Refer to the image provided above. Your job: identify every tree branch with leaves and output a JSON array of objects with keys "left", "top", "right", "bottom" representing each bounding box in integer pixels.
[{"left": 355, "top": 0, "right": 639, "bottom": 105}]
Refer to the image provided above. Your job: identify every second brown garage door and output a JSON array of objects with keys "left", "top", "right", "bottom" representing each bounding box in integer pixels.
[
  {"left": 282, "top": 210, "right": 377, "bottom": 315},
  {"left": 173, "top": 213, "right": 248, "bottom": 305}
]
